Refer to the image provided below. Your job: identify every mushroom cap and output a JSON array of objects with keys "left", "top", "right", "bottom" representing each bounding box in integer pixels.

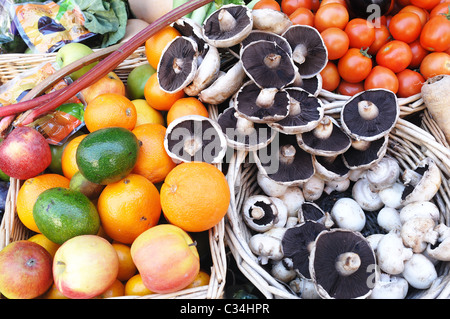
[
  {"left": 282, "top": 25, "right": 328, "bottom": 79},
  {"left": 242, "top": 195, "right": 279, "bottom": 232},
  {"left": 296, "top": 74, "right": 322, "bottom": 97},
  {"left": 251, "top": 8, "right": 292, "bottom": 35},
  {"left": 281, "top": 221, "right": 327, "bottom": 279},
  {"left": 401, "top": 157, "right": 442, "bottom": 205},
  {"left": 240, "top": 30, "right": 292, "bottom": 56},
  {"left": 172, "top": 17, "right": 207, "bottom": 56},
  {"left": 340, "top": 89, "right": 399, "bottom": 141},
  {"left": 297, "top": 116, "right": 351, "bottom": 156},
  {"left": 268, "top": 87, "right": 324, "bottom": 135},
  {"left": 342, "top": 135, "right": 389, "bottom": 170},
  {"left": 157, "top": 36, "right": 198, "bottom": 93},
  {"left": 202, "top": 4, "right": 253, "bottom": 48},
  {"left": 309, "top": 228, "right": 377, "bottom": 299},
  {"left": 164, "top": 114, "right": 227, "bottom": 164},
  {"left": 234, "top": 81, "right": 290, "bottom": 123},
  {"left": 240, "top": 39, "right": 296, "bottom": 89},
  {"left": 314, "top": 155, "right": 350, "bottom": 182},
  {"left": 217, "top": 105, "right": 276, "bottom": 151},
  {"left": 255, "top": 132, "right": 315, "bottom": 186}
]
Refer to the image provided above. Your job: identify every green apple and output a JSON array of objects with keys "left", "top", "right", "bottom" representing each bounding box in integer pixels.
[
  {"left": 55, "top": 43, "right": 98, "bottom": 80},
  {"left": 126, "top": 63, "right": 156, "bottom": 100}
]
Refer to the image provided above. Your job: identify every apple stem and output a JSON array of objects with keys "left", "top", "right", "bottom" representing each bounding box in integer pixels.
[
  {"left": 189, "top": 241, "right": 198, "bottom": 247},
  {"left": 1, "top": 0, "right": 214, "bottom": 127}
]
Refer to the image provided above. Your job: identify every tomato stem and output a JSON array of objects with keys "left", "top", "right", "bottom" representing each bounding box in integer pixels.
[{"left": 360, "top": 47, "right": 372, "bottom": 59}]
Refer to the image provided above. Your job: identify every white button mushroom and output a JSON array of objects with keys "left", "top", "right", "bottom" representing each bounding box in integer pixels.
[
  {"left": 426, "top": 224, "right": 450, "bottom": 261},
  {"left": 330, "top": 197, "right": 366, "bottom": 232},
  {"left": 277, "top": 186, "right": 305, "bottom": 218},
  {"left": 365, "top": 155, "right": 400, "bottom": 192},
  {"left": 402, "top": 253, "right": 438, "bottom": 290},
  {"left": 289, "top": 277, "right": 321, "bottom": 299},
  {"left": 302, "top": 174, "right": 325, "bottom": 201},
  {"left": 352, "top": 177, "right": 384, "bottom": 212},
  {"left": 369, "top": 273, "right": 409, "bottom": 299},
  {"left": 270, "top": 260, "right": 297, "bottom": 283},
  {"left": 377, "top": 207, "right": 402, "bottom": 233},
  {"left": 399, "top": 201, "right": 440, "bottom": 224},
  {"left": 376, "top": 230, "right": 413, "bottom": 275},
  {"left": 249, "top": 227, "right": 286, "bottom": 265},
  {"left": 379, "top": 182, "right": 405, "bottom": 209},
  {"left": 400, "top": 217, "right": 438, "bottom": 253}
]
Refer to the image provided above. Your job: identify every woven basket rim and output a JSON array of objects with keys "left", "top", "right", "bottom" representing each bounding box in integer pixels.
[{"left": 0, "top": 49, "right": 227, "bottom": 300}]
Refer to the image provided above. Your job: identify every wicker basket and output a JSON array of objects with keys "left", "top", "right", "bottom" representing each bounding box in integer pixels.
[
  {"left": 224, "top": 90, "right": 450, "bottom": 299},
  {"left": 0, "top": 48, "right": 227, "bottom": 300}
]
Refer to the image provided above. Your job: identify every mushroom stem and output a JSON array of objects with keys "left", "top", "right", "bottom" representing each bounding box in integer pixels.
[
  {"left": 289, "top": 96, "right": 301, "bottom": 116},
  {"left": 280, "top": 144, "right": 296, "bottom": 165},
  {"left": 292, "top": 44, "right": 308, "bottom": 65},
  {"left": 402, "top": 169, "right": 422, "bottom": 187},
  {"left": 172, "top": 57, "right": 184, "bottom": 74},
  {"left": 183, "top": 136, "right": 203, "bottom": 156},
  {"left": 335, "top": 252, "right": 361, "bottom": 276},
  {"left": 250, "top": 206, "right": 265, "bottom": 220},
  {"left": 313, "top": 116, "right": 333, "bottom": 140},
  {"left": 351, "top": 139, "right": 371, "bottom": 151},
  {"left": 218, "top": 8, "right": 237, "bottom": 32},
  {"left": 357, "top": 100, "right": 379, "bottom": 121},
  {"left": 264, "top": 53, "right": 282, "bottom": 69},
  {"left": 256, "top": 88, "right": 278, "bottom": 108},
  {"left": 235, "top": 113, "right": 256, "bottom": 135}
]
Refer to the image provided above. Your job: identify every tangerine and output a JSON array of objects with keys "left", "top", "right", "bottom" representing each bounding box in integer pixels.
[
  {"left": 166, "top": 97, "right": 209, "bottom": 126},
  {"left": 144, "top": 73, "right": 185, "bottom": 111},
  {"left": 17, "top": 173, "right": 70, "bottom": 233},
  {"left": 94, "top": 279, "right": 125, "bottom": 298},
  {"left": 112, "top": 243, "right": 138, "bottom": 281},
  {"left": 145, "top": 25, "right": 181, "bottom": 69},
  {"left": 84, "top": 93, "right": 137, "bottom": 132},
  {"left": 61, "top": 134, "right": 87, "bottom": 180},
  {"left": 185, "top": 270, "right": 211, "bottom": 289},
  {"left": 125, "top": 274, "right": 154, "bottom": 296},
  {"left": 160, "top": 162, "right": 230, "bottom": 232},
  {"left": 131, "top": 123, "right": 176, "bottom": 184},
  {"left": 97, "top": 174, "right": 161, "bottom": 244},
  {"left": 40, "top": 283, "right": 69, "bottom": 299}
]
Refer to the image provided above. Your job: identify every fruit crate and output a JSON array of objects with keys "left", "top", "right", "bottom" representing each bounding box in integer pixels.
[
  {"left": 0, "top": 48, "right": 227, "bottom": 300},
  {"left": 223, "top": 89, "right": 450, "bottom": 299}
]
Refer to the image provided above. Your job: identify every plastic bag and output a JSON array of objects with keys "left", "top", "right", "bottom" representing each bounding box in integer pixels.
[{"left": 7, "top": 0, "right": 96, "bottom": 53}]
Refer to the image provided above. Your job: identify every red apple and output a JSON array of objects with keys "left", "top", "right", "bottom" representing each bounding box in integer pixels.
[
  {"left": 80, "top": 72, "right": 126, "bottom": 105},
  {"left": 0, "top": 126, "right": 51, "bottom": 180},
  {"left": 0, "top": 240, "right": 53, "bottom": 299}
]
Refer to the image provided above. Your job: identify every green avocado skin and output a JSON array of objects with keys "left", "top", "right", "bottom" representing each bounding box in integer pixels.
[
  {"left": 33, "top": 187, "right": 100, "bottom": 245},
  {"left": 75, "top": 127, "right": 140, "bottom": 185}
]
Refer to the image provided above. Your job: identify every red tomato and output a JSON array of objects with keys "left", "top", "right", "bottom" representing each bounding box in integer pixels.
[
  {"left": 314, "top": 3, "right": 349, "bottom": 32},
  {"left": 389, "top": 12, "right": 422, "bottom": 43},
  {"left": 398, "top": 5, "right": 430, "bottom": 27},
  {"left": 289, "top": 7, "right": 315, "bottom": 26},
  {"left": 368, "top": 25, "right": 391, "bottom": 55},
  {"left": 409, "top": 39, "right": 430, "bottom": 68},
  {"left": 420, "top": 52, "right": 450, "bottom": 79},
  {"left": 337, "top": 80, "right": 365, "bottom": 96},
  {"left": 253, "top": 0, "right": 281, "bottom": 10},
  {"left": 420, "top": 16, "right": 450, "bottom": 52},
  {"left": 396, "top": 69, "right": 425, "bottom": 98},
  {"left": 376, "top": 40, "right": 413, "bottom": 73},
  {"left": 320, "top": 0, "right": 347, "bottom": 7},
  {"left": 410, "top": 0, "right": 441, "bottom": 10},
  {"left": 320, "top": 61, "right": 341, "bottom": 91},
  {"left": 344, "top": 18, "right": 375, "bottom": 49},
  {"left": 364, "top": 66, "right": 399, "bottom": 94},
  {"left": 430, "top": 2, "right": 450, "bottom": 18},
  {"left": 281, "top": 0, "right": 312, "bottom": 15},
  {"left": 321, "top": 27, "right": 349, "bottom": 60},
  {"left": 338, "top": 48, "right": 373, "bottom": 83}
]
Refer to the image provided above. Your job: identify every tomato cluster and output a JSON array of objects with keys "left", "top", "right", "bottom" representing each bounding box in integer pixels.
[{"left": 253, "top": 0, "right": 450, "bottom": 98}]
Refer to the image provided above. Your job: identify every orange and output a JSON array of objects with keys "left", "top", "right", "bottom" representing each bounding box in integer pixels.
[
  {"left": 131, "top": 123, "right": 176, "bottom": 184},
  {"left": 61, "top": 134, "right": 87, "bottom": 179},
  {"left": 84, "top": 93, "right": 137, "bottom": 132},
  {"left": 112, "top": 243, "right": 138, "bottom": 281},
  {"left": 166, "top": 97, "right": 209, "bottom": 126},
  {"left": 145, "top": 25, "right": 181, "bottom": 69},
  {"left": 95, "top": 279, "right": 125, "bottom": 298},
  {"left": 253, "top": 0, "right": 281, "bottom": 10},
  {"left": 125, "top": 274, "right": 154, "bottom": 296},
  {"left": 28, "top": 233, "right": 61, "bottom": 258},
  {"left": 185, "top": 270, "right": 211, "bottom": 289},
  {"left": 144, "top": 73, "right": 185, "bottom": 111},
  {"left": 97, "top": 174, "right": 161, "bottom": 244},
  {"left": 131, "top": 99, "right": 165, "bottom": 127},
  {"left": 17, "top": 173, "right": 70, "bottom": 233},
  {"left": 40, "top": 283, "right": 69, "bottom": 299},
  {"left": 160, "top": 162, "right": 230, "bottom": 232}
]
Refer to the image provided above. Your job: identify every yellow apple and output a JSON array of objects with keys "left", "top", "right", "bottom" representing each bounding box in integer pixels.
[
  {"left": 80, "top": 72, "right": 126, "bottom": 105},
  {"left": 0, "top": 241, "right": 53, "bottom": 299},
  {"left": 130, "top": 224, "right": 200, "bottom": 294},
  {"left": 53, "top": 235, "right": 119, "bottom": 299}
]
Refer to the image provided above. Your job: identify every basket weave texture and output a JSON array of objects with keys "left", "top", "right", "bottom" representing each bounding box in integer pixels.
[
  {"left": 0, "top": 48, "right": 227, "bottom": 300},
  {"left": 224, "top": 90, "right": 450, "bottom": 299}
]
